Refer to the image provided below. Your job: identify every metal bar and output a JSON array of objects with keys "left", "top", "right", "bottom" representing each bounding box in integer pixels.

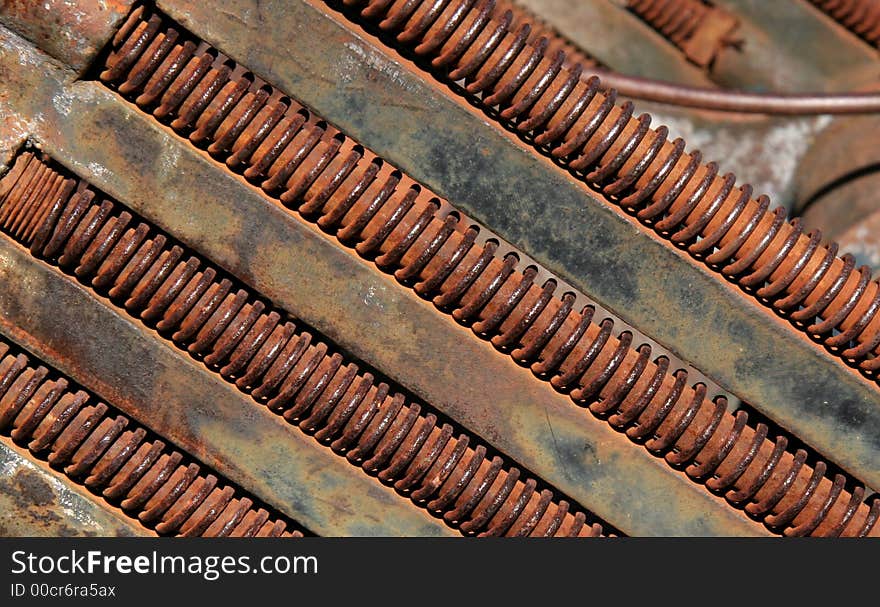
[
  {"left": 154, "top": 0, "right": 880, "bottom": 490},
  {"left": 0, "top": 152, "right": 610, "bottom": 539},
  {"left": 0, "top": 238, "right": 453, "bottom": 537},
  {"left": 0, "top": 333, "right": 302, "bottom": 538},
  {"left": 0, "top": 440, "right": 150, "bottom": 537},
  {"left": 0, "top": 190, "right": 766, "bottom": 537},
  {"left": 0, "top": 0, "right": 136, "bottom": 75},
  {"left": 0, "top": 26, "right": 766, "bottom": 535},
  {"left": 82, "top": 11, "right": 879, "bottom": 536}
]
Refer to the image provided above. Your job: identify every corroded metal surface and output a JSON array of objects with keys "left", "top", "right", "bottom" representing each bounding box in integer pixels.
[
  {"left": 7, "top": 150, "right": 877, "bottom": 536},
  {"left": 499, "top": 2, "right": 846, "bottom": 207},
  {"left": 325, "top": 0, "right": 880, "bottom": 395},
  {"left": 2, "top": 0, "right": 880, "bottom": 537},
  {"left": 154, "top": 0, "right": 880, "bottom": 493},
  {"left": 0, "top": 441, "right": 148, "bottom": 537},
  {"left": 0, "top": 156, "right": 763, "bottom": 536},
  {"left": 83, "top": 10, "right": 876, "bottom": 537},
  {"left": 0, "top": 113, "right": 26, "bottom": 174},
  {"left": 0, "top": 24, "right": 782, "bottom": 535},
  {"left": 0, "top": 341, "right": 300, "bottom": 538},
  {"left": 0, "top": 154, "right": 608, "bottom": 538},
  {"left": 0, "top": 238, "right": 455, "bottom": 537},
  {"left": 0, "top": 0, "right": 135, "bottom": 74}
]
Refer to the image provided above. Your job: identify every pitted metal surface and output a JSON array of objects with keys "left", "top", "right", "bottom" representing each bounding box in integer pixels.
[{"left": 2, "top": 0, "right": 879, "bottom": 537}]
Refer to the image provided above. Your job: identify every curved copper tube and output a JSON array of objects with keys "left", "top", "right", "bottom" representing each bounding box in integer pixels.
[{"left": 594, "top": 69, "right": 880, "bottom": 115}]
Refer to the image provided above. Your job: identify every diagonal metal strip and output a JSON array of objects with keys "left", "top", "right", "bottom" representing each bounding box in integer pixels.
[
  {"left": 0, "top": 440, "right": 150, "bottom": 537},
  {"left": 0, "top": 0, "right": 136, "bottom": 76},
  {"left": 81, "top": 9, "right": 877, "bottom": 536},
  {"left": 0, "top": 27, "right": 765, "bottom": 536},
  {"left": 0, "top": 152, "right": 611, "bottom": 538},
  {"left": 153, "top": 0, "right": 880, "bottom": 489},
  {"left": 0, "top": 189, "right": 766, "bottom": 536},
  {"left": 0, "top": 238, "right": 452, "bottom": 537},
  {"left": 0, "top": 334, "right": 303, "bottom": 538}
]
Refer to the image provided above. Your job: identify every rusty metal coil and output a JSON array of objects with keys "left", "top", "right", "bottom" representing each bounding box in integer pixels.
[
  {"left": 810, "top": 0, "right": 880, "bottom": 46},
  {"left": 626, "top": 0, "right": 711, "bottom": 47},
  {"left": 306, "top": 0, "right": 880, "bottom": 379},
  {"left": 0, "top": 340, "right": 297, "bottom": 537},
  {"left": 90, "top": 9, "right": 880, "bottom": 536},
  {"left": 0, "top": 153, "right": 603, "bottom": 538},
  {"left": 495, "top": 0, "right": 599, "bottom": 71}
]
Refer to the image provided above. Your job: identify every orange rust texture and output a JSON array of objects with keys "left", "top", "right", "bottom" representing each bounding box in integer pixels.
[
  {"left": 82, "top": 9, "right": 880, "bottom": 537},
  {"left": 338, "top": 0, "right": 880, "bottom": 383}
]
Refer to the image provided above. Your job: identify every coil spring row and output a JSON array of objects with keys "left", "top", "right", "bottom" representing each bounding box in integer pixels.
[
  {"left": 495, "top": 0, "right": 599, "bottom": 70},
  {"left": 0, "top": 153, "right": 603, "bottom": 538},
  {"left": 0, "top": 340, "right": 298, "bottom": 537},
  {"left": 625, "top": 0, "right": 740, "bottom": 68},
  {"left": 94, "top": 10, "right": 879, "bottom": 536},
  {"left": 809, "top": 0, "right": 880, "bottom": 46},
  {"left": 316, "top": 0, "right": 880, "bottom": 379},
  {"left": 626, "top": 0, "right": 713, "bottom": 48}
]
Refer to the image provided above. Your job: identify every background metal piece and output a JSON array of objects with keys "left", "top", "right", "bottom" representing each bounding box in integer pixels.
[
  {"left": 513, "top": 0, "right": 715, "bottom": 85},
  {"left": 621, "top": 0, "right": 740, "bottom": 68},
  {"left": 0, "top": 191, "right": 767, "bottom": 537},
  {"left": 85, "top": 9, "right": 876, "bottom": 536},
  {"left": 0, "top": 151, "right": 609, "bottom": 537},
  {"left": 490, "top": 2, "right": 841, "bottom": 207},
  {"left": 711, "top": 0, "right": 879, "bottom": 92}
]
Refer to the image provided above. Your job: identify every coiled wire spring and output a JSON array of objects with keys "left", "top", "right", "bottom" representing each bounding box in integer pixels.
[
  {"left": 311, "top": 0, "right": 880, "bottom": 381},
  {"left": 809, "top": 0, "right": 880, "bottom": 46},
  {"left": 90, "top": 8, "right": 880, "bottom": 536},
  {"left": 624, "top": 0, "right": 738, "bottom": 67},
  {"left": 0, "top": 340, "right": 299, "bottom": 537},
  {"left": 0, "top": 152, "right": 604, "bottom": 538},
  {"left": 626, "top": 0, "right": 713, "bottom": 48}
]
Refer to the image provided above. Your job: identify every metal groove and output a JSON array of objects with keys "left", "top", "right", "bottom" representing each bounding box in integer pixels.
[
  {"left": 26, "top": 9, "right": 876, "bottom": 531},
  {"left": 0, "top": 338, "right": 301, "bottom": 538},
  {"left": 291, "top": 0, "right": 880, "bottom": 388},
  {"left": 0, "top": 151, "right": 606, "bottom": 538}
]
